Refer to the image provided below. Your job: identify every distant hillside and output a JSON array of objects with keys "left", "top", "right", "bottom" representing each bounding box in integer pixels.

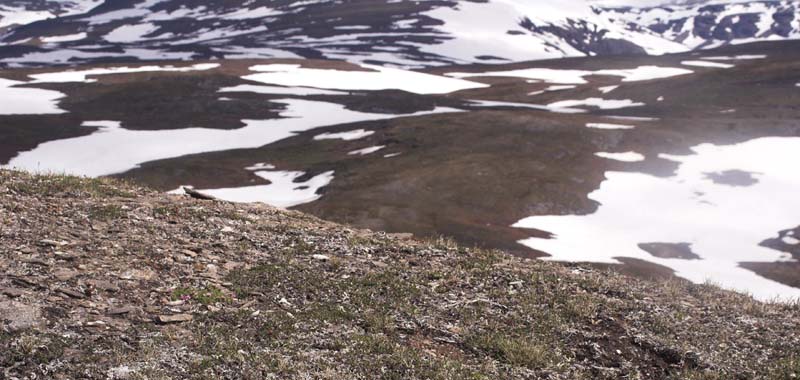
[{"left": 0, "top": 0, "right": 797, "bottom": 68}]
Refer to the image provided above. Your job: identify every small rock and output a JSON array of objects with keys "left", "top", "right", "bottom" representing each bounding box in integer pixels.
[
  {"left": 107, "top": 306, "right": 135, "bottom": 316},
  {"left": 53, "top": 251, "right": 79, "bottom": 261},
  {"left": 107, "top": 365, "right": 133, "bottom": 380},
  {"left": 181, "top": 249, "right": 198, "bottom": 258},
  {"left": 1, "top": 287, "right": 24, "bottom": 298},
  {"left": 88, "top": 280, "right": 120, "bottom": 293},
  {"left": 23, "top": 258, "right": 49, "bottom": 266},
  {"left": 119, "top": 269, "right": 156, "bottom": 281},
  {"left": 0, "top": 301, "right": 43, "bottom": 332},
  {"left": 312, "top": 254, "right": 330, "bottom": 261},
  {"left": 39, "top": 239, "right": 62, "bottom": 247},
  {"left": 223, "top": 261, "right": 243, "bottom": 271},
  {"left": 54, "top": 269, "right": 80, "bottom": 281},
  {"left": 278, "top": 297, "right": 292, "bottom": 308},
  {"left": 157, "top": 314, "right": 193, "bottom": 324},
  {"left": 57, "top": 287, "right": 85, "bottom": 299}
]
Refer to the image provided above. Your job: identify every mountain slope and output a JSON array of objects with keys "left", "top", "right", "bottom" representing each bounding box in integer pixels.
[
  {"left": 601, "top": 0, "right": 800, "bottom": 49},
  {"left": 1, "top": 0, "right": 796, "bottom": 68}
]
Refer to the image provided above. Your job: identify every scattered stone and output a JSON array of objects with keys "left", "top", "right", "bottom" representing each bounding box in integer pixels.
[
  {"left": 1, "top": 287, "right": 24, "bottom": 298},
  {"left": 53, "top": 251, "right": 79, "bottom": 260},
  {"left": 38, "top": 239, "right": 62, "bottom": 247},
  {"left": 107, "top": 306, "right": 135, "bottom": 316},
  {"left": 23, "top": 258, "right": 49, "bottom": 266},
  {"left": 56, "top": 287, "right": 85, "bottom": 299},
  {"left": 87, "top": 279, "right": 120, "bottom": 293},
  {"left": 223, "top": 261, "right": 243, "bottom": 271},
  {"left": 181, "top": 249, "right": 198, "bottom": 258},
  {"left": 0, "top": 301, "right": 43, "bottom": 332},
  {"left": 157, "top": 314, "right": 193, "bottom": 324},
  {"left": 12, "top": 277, "right": 41, "bottom": 289},
  {"left": 278, "top": 297, "right": 292, "bottom": 309},
  {"left": 119, "top": 269, "right": 156, "bottom": 281},
  {"left": 312, "top": 254, "right": 330, "bottom": 261},
  {"left": 54, "top": 269, "right": 80, "bottom": 281}
]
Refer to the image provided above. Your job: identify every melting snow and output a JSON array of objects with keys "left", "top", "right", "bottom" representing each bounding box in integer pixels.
[
  {"left": 514, "top": 137, "right": 800, "bottom": 301},
  {"left": 598, "top": 85, "right": 618, "bottom": 94},
  {"left": 243, "top": 64, "right": 488, "bottom": 95},
  {"left": 586, "top": 122, "right": 636, "bottom": 130},
  {"left": 681, "top": 60, "right": 735, "bottom": 69},
  {"left": 4, "top": 100, "right": 461, "bottom": 176},
  {"left": 314, "top": 129, "right": 374, "bottom": 141},
  {"left": 0, "top": 79, "right": 66, "bottom": 115},
  {"left": 348, "top": 145, "right": 386, "bottom": 156},
  {"left": 41, "top": 33, "right": 88, "bottom": 43},
  {"left": 220, "top": 6, "right": 280, "bottom": 20},
  {"left": 104, "top": 23, "right": 160, "bottom": 43},
  {"left": 595, "top": 151, "right": 646, "bottom": 162},
  {"left": 468, "top": 100, "right": 585, "bottom": 114},
  {"left": 178, "top": 170, "right": 334, "bottom": 208},
  {"left": 219, "top": 84, "right": 346, "bottom": 96},
  {"left": 704, "top": 55, "right": 766, "bottom": 61},
  {"left": 0, "top": 7, "right": 53, "bottom": 28},
  {"left": 245, "top": 163, "right": 276, "bottom": 171},
  {"left": 28, "top": 63, "right": 220, "bottom": 83},
  {"left": 547, "top": 98, "right": 644, "bottom": 110},
  {"left": 449, "top": 65, "right": 692, "bottom": 84}
]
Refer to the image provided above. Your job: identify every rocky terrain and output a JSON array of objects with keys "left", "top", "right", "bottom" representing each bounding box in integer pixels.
[{"left": 1, "top": 169, "right": 799, "bottom": 379}]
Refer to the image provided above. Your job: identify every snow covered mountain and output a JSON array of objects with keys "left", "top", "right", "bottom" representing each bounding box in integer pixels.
[
  {"left": 0, "top": 1, "right": 104, "bottom": 29},
  {"left": 601, "top": 1, "right": 800, "bottom": 49},
  {"left": 0, "top": 0, "right": 797, "bottom": 67}
]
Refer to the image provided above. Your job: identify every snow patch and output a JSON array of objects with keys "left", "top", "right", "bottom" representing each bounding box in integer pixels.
[
  {"left": 595, "top": 151, "right": 646, "bottom": 162},
  {"left": 0, "top": 79, "right": 66, "bottom": 115},
  {"left": 514, "top": 137, "right": 800, "bottom": 301},
  {"left": 219, "top": 84, "right": 346, "bottom": 96},
  {"left": 586, "top": 122, "right": 636, "bottom": 130},
  {"left": 681, "top": 60, "right": 735, "bottom": 69},
  {"left": 244, "top": 64, "right": 488, "bottom": 95},
  {"left": 4, "top": 100, "right": 461, "bottom": 176},
  {"left": 28, "top": 63, "right": 220, "bottom": 83},
  {"left": 181, "top": 170, "right": 334, "bottom": 208},
  {"left": 449, "top": 65, "right": 692, "bottom": 84},
  {"left": 314, "top": 129, "right": 375, "bottom": 141},
  {"left": 41, "top": 33, "right": 87, "bottom": 43},
  {"left": 547, "top": 98, "right": 644, "bottom": 110},
  {"left": 348, "top": 145, "right": 386, "bottom": 156}
]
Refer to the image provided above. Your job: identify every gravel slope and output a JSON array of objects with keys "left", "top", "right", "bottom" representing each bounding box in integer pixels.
[{"left": 1, "top": 170, "right": 798, "bottom": 379}]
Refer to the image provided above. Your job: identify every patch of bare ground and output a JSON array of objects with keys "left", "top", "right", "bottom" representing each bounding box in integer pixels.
[{"left": 1, "top": 170, "right": 798, "bottom": 379}]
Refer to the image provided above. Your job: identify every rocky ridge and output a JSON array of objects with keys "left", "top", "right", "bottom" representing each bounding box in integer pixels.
[{"left": 1, "top": 170, "right": 799, "bottom": 379}]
